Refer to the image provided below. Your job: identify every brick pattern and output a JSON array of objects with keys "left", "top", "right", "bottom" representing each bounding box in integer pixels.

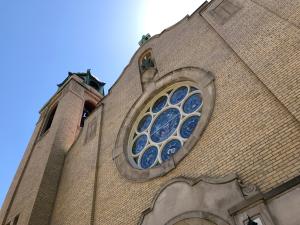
[
  {"left": 0, "top": 120, "right": 43, "bottom": 225},
  {"left": 92, "top": 5, "right": 300, "bottom": 225},
  {"left": 202, "top": 0, "right": 300, "bottom": 122},
  {"left": 251, "top": 0, "right": 300, "bottom": 27},
  {"left": 1, "top": 1, "right": 300, "bottom": 225},
  {"left": 27, "top": 89, "right": 86, "bottom": 225},
  {"left": 210, "top": 0, "right": 241, "bottom": 25},
  {"left": 49, "top": 111, "right": 102, "bottom": 225},
  {"left": 0, "top": 78, "right": 101, "bottom": 225}
]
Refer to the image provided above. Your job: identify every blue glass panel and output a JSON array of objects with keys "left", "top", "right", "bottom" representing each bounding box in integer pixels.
[
  {"left": 140, "top": 146, "right": 158, "bottom": 169},
  {"left": 170, "top": 86, "right": 188, "bottom": 105},
  {"left": 183, "top": 93, "right": 202, "bottom": 113},
  {"left": 137, "top": 114, "right": 152, "bottom": 132},
  {"left": 152, "top": 96, "right": 167, "bottom": 113},
  {"left": 132, "top": 134, "right": 147, "bottom": 154},
  {"left": 150, "top": 108, "right": 181, "bottom": 143},
  {"left": 180, "top": 116, "right": 200, "bottom": 138},
  {"left": 161, "top": 139, "right": 182, "bottom": 162}
]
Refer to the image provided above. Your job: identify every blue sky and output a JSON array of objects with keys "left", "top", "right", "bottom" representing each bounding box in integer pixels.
[{"left": 0, "top": 0, "right": 204, "bottom": 207}]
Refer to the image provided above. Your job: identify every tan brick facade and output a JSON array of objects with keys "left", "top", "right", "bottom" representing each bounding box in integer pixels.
[{"left": 1, "top": 0, "right": 299, "bottom": 225}]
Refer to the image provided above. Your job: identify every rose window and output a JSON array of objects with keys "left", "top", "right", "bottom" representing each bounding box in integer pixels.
[{"left": 128, "top": 84, "right": 203, "bottom": 169}]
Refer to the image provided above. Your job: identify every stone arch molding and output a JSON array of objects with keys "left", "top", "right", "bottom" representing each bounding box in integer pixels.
[
  {"left": 138, "top": 174, "right": 247, "bottom": 225},
  {"left": 113, "top": 67, "right": 215, "bottom": 181}
]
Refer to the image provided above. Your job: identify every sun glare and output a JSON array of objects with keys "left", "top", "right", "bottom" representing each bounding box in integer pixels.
[{"left": 138, "top": 0, "right": 206, "bottom": 37}]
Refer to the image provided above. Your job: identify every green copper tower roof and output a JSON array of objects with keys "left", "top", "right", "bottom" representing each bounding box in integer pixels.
[{"left": 58, "top": 69, "right": 105, "bottom": 95}]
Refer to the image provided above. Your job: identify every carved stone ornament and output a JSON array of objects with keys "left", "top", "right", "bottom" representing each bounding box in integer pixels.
[
  {"left": 139, "top": 50, "right": 157, "bottom": 90},
  {"left": 141, "top": 67, "right": 158, "bottom": 90},
  {"left": 237, "top": 178, "right": 260, "bottom": 198},
  {"left": 138, "top": 174, "right": 260, "bottom": 225},
  {"left": 113, "top": 67, "right": 216, "bottom": 181}
]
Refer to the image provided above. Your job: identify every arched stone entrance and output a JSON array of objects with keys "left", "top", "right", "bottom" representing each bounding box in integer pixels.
[{"left": 138, "top": 175, "right": 259, "bottom": 225}]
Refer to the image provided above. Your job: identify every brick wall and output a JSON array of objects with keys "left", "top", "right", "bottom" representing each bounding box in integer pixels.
[
  {"left": 90, "top": 2, "right": 300, "bottom": 225},
  {"left": 0, "top": 78, "right": 100, "bottom": 225},
  {"left": 2, "top": 1, "right": 299, "bottom": 225},
  {"left": 49, "top": 106, "right": 102, "bottom": 225}
]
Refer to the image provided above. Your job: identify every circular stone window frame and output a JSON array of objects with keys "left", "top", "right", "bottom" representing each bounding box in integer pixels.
[
  {"left": 113, "top": 67, "right": 215, "bottom": 181},
  {"left": 129, "top": 82, "right": 202, "bottom": 169}
]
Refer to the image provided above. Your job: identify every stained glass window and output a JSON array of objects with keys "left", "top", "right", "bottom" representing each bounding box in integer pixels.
[
  {"left": 129, "top": 84, "right": 203, "bottom": 169},
  {"left": 137, "top": 115, "right": 152, "bottom": 132},
  {"left": 152, "top": 96, "right": 167, "bottom": 113}
]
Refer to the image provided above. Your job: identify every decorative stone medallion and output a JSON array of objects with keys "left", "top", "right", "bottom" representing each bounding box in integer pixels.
[
  {"left": 113, "top": 67, "right": 215, "bottom": 181},
  {"left": 128, "top": 83, "right": 203, "bottom": 169}
]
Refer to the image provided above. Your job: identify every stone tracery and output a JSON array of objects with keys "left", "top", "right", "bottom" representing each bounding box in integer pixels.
[{"left": 129, "top": 84, "right": 203, "bottom": 169}]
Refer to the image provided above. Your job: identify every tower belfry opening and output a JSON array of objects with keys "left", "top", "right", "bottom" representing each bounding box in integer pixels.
[
  {"left": 41, "top": 105, "right": 57, "bottom": 135},
  {"left": 80, "top": 101, "right": 96, "bottom": 127}
]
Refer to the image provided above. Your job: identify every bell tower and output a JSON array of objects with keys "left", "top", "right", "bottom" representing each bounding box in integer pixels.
[{"left": 0, "top": 71, "right": 104, "bottom": 225}]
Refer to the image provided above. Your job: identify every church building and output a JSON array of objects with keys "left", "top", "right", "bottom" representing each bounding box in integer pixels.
[{"left": 1, "top": 0, "right": 300, "bottom": 225}]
